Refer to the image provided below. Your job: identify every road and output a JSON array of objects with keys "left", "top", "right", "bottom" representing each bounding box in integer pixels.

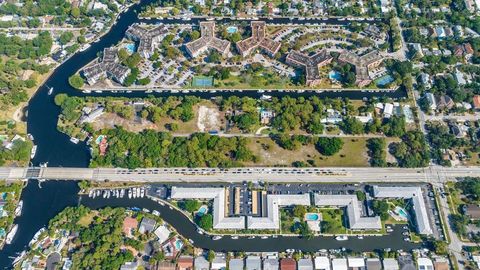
[{"left": 1, "top": 165, "right": 480, "bottom": 183}]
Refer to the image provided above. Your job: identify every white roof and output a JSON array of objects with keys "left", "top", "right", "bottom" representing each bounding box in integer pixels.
[
  {"left": 229, "top": 258, "right": 244, "bottom": 270},
  {"left": 373, "top": 186, "right": 432, "bottom": 235},
  {"left": 171, "top": 187, "right": 245, "bottom": 230},
  {"left": 298, "top": 259, "right": 314, "bottom": 270},
  {"left": 248, "top": 194, "right": 311, "bottom": 230},
  {"left": 246, "top": 256, "right": 262, "bottom": 270},
  {"left": 382, "top": 258, "right": 399, "bottom": 270},
  {"left": 154, "top": 225, "right": 171, "bottom": 244},
  {"left": 263, "top": 258, "right": 279, "bottom": 270},
  {"left": 212, "top": 256, "right": 227, "bottom": 269},
  {"left": 417, "top": 257, "right": 433, "bottom": 270},
  {"left": 384, "top": 103, "right": 394, "bottom": 116},
  {"left": 331, "top": 259, "right": 347, "bottom": 270},
  {"left": 314, "top": 194, "right": 382, "bottom": 230},
  {"left": 314, "top": 257, "right": 331, "bottom": 270},
  {"left": 347, "top": 257, "right": 365, "bottom": 268}
]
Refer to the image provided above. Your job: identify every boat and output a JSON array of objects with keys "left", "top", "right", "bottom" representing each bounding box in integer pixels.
[
  {"left": 197, "top": 228, "right": 204, "bottom": 234},
  {"left": 96, "top": 190, "right": 101, "bottom": 197},
  {"left": 212, "top": 235, "right": 222, "bottom": 240},
  {"left": 140, "top": 188, "right": 145, "bottom": 198},
  {"left": 30, "top": 145, "right": 37, "bottom": 159},
  {"left": 152, "top": 210, "right": 160, "bottom": 216},
  {"left": 79, "top": 44, "right": 91, "bottom": 52},
  {"left": 335, "top": 235, "right": 348, "bottom": 241},
  {"left": 92, "top": 190, "right": 96, "bottom": 198},
  {"left": 14, "top": 200, "right": 23, "bottom": 216},
  {"left": 106, "top": 190, "right": 110, "bottom": 198},
  {"left": 47, "top": 87, "right": 54, "bottom": 95},
  {"left": 248, "top": 236, "right": 256, "bottom": 239},
  {"left": 136, "top": 187, "right": 141, "bottom": 197},
  {"left": 39, "top": 162, "right": 48, "bottom": 168},
  {"left": 6, "top": 224, "right": 18, "bottom": 245},
  {"left": 12, "top": 250, "right": 26, "bottom": 266},
  {"left": 357, "top": 235, "right": 364, "bottom": 239},
  {"left": 231, "top": 236, "right": 239, "bottom": 239},
  {"left": 29, "top": 227, "right": 46, "bottom": 246},
  {"left": 128, "top": 189, "right": 132, "bottom": 199},
  {"left": 132, "top": 188, "right": 137, "bottom": 198},
  {"left": 142, "top": 208, "right": 150, "bottom": 213},
  {"left": 120, "top": 189, "right": 125, "bottom": 198},
  {"left": 88, "top": 190, "right": 94, "bottom": 197},
  {"left": 103, "top": 190, "right": 107, "bottom": 198},
  {"left": 27, "top": 133, "right": 34, "bottom": 141},
  {"left": 261, "top": 236, "right": 268, "bottom": 239},
  {"left": 70, "top": 137, "right": 80, "bottom": 144},
  {"left": 285, "top": 249, "right": 295, "bottom": 253},
  {"left": 260, "top": 94, "right": 272, "bottom": 100}
]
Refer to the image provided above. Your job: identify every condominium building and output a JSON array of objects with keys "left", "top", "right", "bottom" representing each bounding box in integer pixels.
[
  {"left": 286, "top": 49, "right": 333, "bottom": 86},
  {"left": 338, "top": 50, "right": 383, "bottom": 87},
  {"left": 82, "top": 48, "right": 130, "bottom": 85},
  {"left": 125, "top": 24, "right": 168, "bottom": 58},
  {"left": 236, "top": 21, "right": 281, "bottom": 57},
  {"left": 185, "top": 22, "right": 230, "bottom": 58}
]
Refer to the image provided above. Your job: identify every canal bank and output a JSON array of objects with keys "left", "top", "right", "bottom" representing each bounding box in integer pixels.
[{"left": 26, "top": 0, "right": 406, "bottom": 168}]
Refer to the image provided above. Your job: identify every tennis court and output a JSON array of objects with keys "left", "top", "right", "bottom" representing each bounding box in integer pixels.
[{"left": 192, "top": 76, "right": 214, "bottom": 87}]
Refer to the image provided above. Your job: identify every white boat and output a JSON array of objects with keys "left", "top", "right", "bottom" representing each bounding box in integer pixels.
[
  {"left": 285, "top": 249, "right": 295, "bottom": 253},
  {"left": 128, "top": 189, "right": 132, "bottom": 198},
  {"left": 212, "top": 235, "right": 222, "bottom": 240},
  {"left": 48, "top": 87, "right": 54, "bottom": 95},
  {"left": 120, "top": 189, "right": 125, "bottom": 198},
  {"left": 357, "top": 235, "right": 364, "bottom": 239},
  {"left": 142, "top": 208, "right": 150, "bottom": 213},
  {"left": 103, "top": 191, "right": 107, "bottom": 198},
  {"left": 197, "top": 228, "right": 204, "bottom": 234},
  {"left": 70, "top": 137, "right": 80, "bottom": 144},
  {"left": 96, "top": 190, "right": 101, "bottom": 197},
  {"left": 140, "top": 188, "right": 145, "bottom": 198},
  {"left": 30, "top": 145, "right": 37, "bottom": 159},
  {"left": 231, "top": 236, "right": 239, "bottom": 239},
  {"left": 88, "top": 190, "right": 94, "bottom": 198},
  {"left": 92, "top": 190, "right": 96, "bottom": 198},
  {"left": 335, "top": 235, "right": 348, "bottom": 241},
  {"left": 132, "top": 188, "right": 137, "bottom": 198},
  {"left": 79, "top": 44, "right": 91, "bottom": 52},
  {"left": 260, "top": 94, "right": 272, "bottom": 100},
  {"left": 12, "top": 250, "right": 26, "bottom": 266},
  {"left": 14, "top": 200, "right": 23, "bottom": 216},
  {"left": 6, "top": 224, "right": 18, "bottom": 245},
  {"left": 136, "top": 187, "right": 141, "bottom": 196},
  {"left": 261, "top": 236, "right": 268, "bottom": 239},
  {"left": 106, "top": 191, "right": 110, "bottom": 199},
  {"left": 152, "top": 210, "right": 160, "bottom": 216},
  {"left": 29, "top": 227, "right": 46, "bottom": 246},
  {"left": 27, "top": 133, "right": 34, "bottom": 141}
]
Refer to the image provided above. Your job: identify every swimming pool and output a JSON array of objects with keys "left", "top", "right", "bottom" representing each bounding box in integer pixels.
[
  {"left": 196, "top": 205, "right": 208, "bottom": 216},
  {"left": 305, "top": 213, "right": 321, "bottom": 221},
  {"left": 175, "top": 239, "right": 183, "bottom": 250},
  {"left": 376, "top": 75, "right": 394, "bottom": 87},
  {"left": 123, "top": 43, "right": 136, "bottom": 54},
  {"left": 395, "top": 206, "right": 409, "bottom": 219},
  {"left": 226, "top": 26, "right": 238, "bottom": 34},
  {"left": 329, "top": 71, "right": 342, "bottom": 81}
]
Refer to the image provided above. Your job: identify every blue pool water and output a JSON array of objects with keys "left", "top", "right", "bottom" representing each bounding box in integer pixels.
[
  {"left": 123, "top": 43, "right": 136, "bottom": 54},
  {"left": 329, "top": 71, "right": 342, "bottom": 81},
  {"left": 175, "top": 239, "right": 183, "bottom": 250},
  {"left": 395, "top": 206, "right": 409, "bottom": 219},
  {"left": 196, "top": 205, "right": 208, "bottom": 216},
  {"left": 376, "top": 75, "right": 394, "bottom": 87},
  {"left": 226, "top": 26, "right": 238, "bottom": 34},
  {"left": 305, "top": 213, "right": 320, "bottom": 221}
]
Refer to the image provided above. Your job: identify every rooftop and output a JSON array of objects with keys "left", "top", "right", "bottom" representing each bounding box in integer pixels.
[{"left": 236, "top": 21, "right": 281, "bottom": 57}]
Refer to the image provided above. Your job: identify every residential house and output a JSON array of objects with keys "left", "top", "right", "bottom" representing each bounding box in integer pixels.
[
  {"left": 417, "top": 258, "right": 434, "bottom": 270},
  {"left": 177, "top": 257, "right": 194, "bottom": 270},
  {"left": 281, "top": 258, "right": 297, "bottom": 270},
  {"left": 194, "top": 256, "right": 210, "bottom": 270},
  {"left": 211, "top": 255, "right": 227, "bottom": 270},
  {"left": 122, "top": 217, "right": 138, "bottom": 237},
  {"left": 229, "top": 258, "right": 244, "bottom": 270},
  {"left": 139, "top": 217, "right": 156, "bottom": 234}
]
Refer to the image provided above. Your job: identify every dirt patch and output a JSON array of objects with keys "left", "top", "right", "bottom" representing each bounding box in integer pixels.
[
  {"left": 92, "top": 113, "right": 157, "bottom": 133},
  {"left": 197, "top": 105, "right": 220, "bottom": 132}
]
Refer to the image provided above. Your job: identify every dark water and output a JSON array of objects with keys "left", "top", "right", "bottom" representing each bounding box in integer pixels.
[
  {"left": 0, "top": 180, "right": 79, "bottom": 269},
  {"left": 82, "top": 196, "right": 421, "bottom": 252}
]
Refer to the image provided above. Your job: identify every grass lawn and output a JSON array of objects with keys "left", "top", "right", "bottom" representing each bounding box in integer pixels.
[
  {"left": 320, "top": 209, "right": 346, "bottom": 234},
  {"left": 77, "top": 212, "right": 96, "bottom": 227},
  {"left": 244, "top": 137, "right": 369, "bottom": 167}
]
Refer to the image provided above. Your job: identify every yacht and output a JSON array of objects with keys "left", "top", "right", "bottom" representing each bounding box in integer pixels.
[
  {"left": 27, "top": 133, "right": 34, "bottom": 141},
  {"left": 128, "top": 189, "right": 132, "bottom": 199},
  {"left": 47, "top": 87, "right": 54, "bottom": 95},
  {"left": 231, "top": 236, "right": 239, "bottom": 239},
  {"left": 132, "top": 188, "right": 137, "bottom": 198},
  {"left": 212, "top": 235, "right": 222, "bottom": 240},
  {"left": 120, "top": 189, "right": 125, "bottom": 198},
  {"left": 14, "top": 200, "right": 23, "bottom": 216},
  {"left": 70, "top": 137, "right": 80, "bottom": 144},
  {"left": 6, "top": 224, "right": 18, "bottom": 245},
  {"left": 12, "top": 250, "right": 26, "bottom": 266},
  {"left": 261, "top": 236, "right": 268, "bottom": 239},
  {"left": 335, "top": 235, "right": 348, "bottom": 241},
  {"left": 103, "top": 190, "right": 108, "bottom": 198},
  {"left": 96, "top": 190, "right": 101, "bottom": 197},
  {"left": 260, "top": 94, "right": 272, "bottom": 100},
  {"left": 29, "top": 227, "right": 46, "bottom": 246},
  {"left": 30, "top": 145, "right": 37, "bottom": 159},
  {"left": 152, "top": 210, "right": 160, "bottom": 216},
  {"left": 88, "top": 190, "right": 94, "bottom": 197},
  {"left": 140, "top": 188, "right": 145, "bottom": 198},
  {"left": 285, "top": 249, "right": 295, "bottom": 253},
  {"left": 357, "top": 235, "right": 364, "bottom": 239},
  {"left": 136, "top": 187, "right": 141, "bottom": 197}
]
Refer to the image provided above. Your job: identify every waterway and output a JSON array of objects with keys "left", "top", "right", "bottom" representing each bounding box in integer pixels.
[{"left": 1, "top": 0, "right": 412, "bottom": 267}]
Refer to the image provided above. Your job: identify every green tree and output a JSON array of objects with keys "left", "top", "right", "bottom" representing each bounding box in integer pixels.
[
  {"left": 68, "top": 74, "right": 84, "bottom": 89},
  {"left": 316, "top": 137, "right": 343, "bottom": 156}
]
